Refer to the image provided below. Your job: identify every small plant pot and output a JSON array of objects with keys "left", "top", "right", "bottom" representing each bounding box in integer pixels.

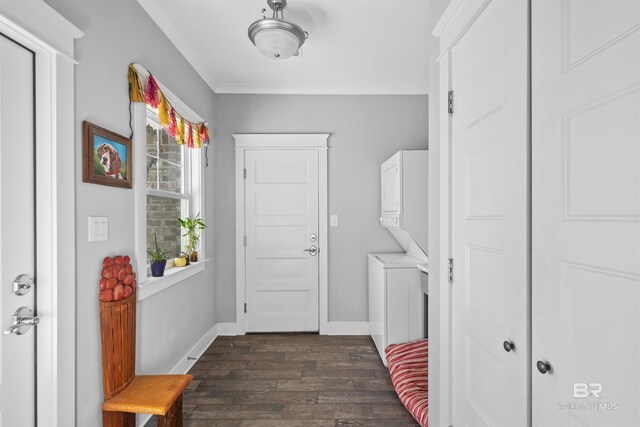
[
  {"left": 189, "top": 251, "right": 198, "bottom": 263},
  {"left": 150, "top": 260, "right": 167, "bottom": 277}
]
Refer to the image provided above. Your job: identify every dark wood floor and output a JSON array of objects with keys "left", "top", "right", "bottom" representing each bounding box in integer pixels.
[{"left": 149, "top": 334, "right": 418, "bottom": 426}]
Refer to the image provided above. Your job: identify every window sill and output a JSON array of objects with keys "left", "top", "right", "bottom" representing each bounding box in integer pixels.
[{"left": 137, "top": 259, "right": 209, "bottom": 301}]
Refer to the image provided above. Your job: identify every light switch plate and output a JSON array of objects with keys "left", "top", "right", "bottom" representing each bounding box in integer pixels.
[
  {"left": 330, "top": 215, "right": 339, "bottom": 227},
  {"left": 88, "top": 216, "right": 108, "bottom": 242}
]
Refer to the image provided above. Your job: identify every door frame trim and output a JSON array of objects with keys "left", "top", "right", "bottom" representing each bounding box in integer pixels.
[
  {"left": 234, "top": 134, "right": 330, "bottom": 335},
  {"left": 432, "top": 0, "right": 495, "bottom": 425},
  {"left": 0, "top": 2, "right": 82, "bottom": 425}
]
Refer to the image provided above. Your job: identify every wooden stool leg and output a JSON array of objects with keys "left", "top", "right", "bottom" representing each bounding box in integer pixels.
[
  {"left": 103, "top": 410, "right": 135, "bottom": 427},
  {"left": 157, "top": 394, "right": 184, "bottom": 427}
]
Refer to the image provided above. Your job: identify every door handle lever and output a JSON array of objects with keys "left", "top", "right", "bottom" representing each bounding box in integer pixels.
[
  {"left": 303, "top": 246, "right": 318, "bottom": 256},
  {"left": 4, "top": 307, "right": 39, "bottom": 335}
]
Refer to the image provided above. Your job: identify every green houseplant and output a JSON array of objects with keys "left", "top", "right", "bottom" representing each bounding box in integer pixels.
[
  {"left": 147, "top": 233, "right": 171, "bottom": 277},
  {"left": 178, "top": 213, "right": 206, "bottom": 262}
]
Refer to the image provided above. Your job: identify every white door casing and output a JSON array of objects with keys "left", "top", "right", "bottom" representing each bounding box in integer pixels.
[
  {"left": 532, "top": 1, "right": 640, "bottom": 425},
  {"left": 245, "top": 149, "right": 319, "bottom": 332},
  {"left": 0, "top": 33, "right": 36, "bottom": 427},
  {"left": 450, "top": 1, "right": 529, "bottom": 426},
  {"left": 0, "top": 3, "right": 81, "bottom": 425},
  {"left": 235, "top": 134, "right": 329, "bottom": 335}
]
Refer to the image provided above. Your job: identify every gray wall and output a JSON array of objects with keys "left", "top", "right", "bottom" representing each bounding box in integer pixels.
[
  {"left": 214, "top": 94, "right": 428, "bottom": 323},
  {"left": 45, "top": 0, "right": 217, "bottom": 425}
]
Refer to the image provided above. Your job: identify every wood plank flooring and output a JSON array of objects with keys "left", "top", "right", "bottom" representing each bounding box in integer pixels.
[{"left": 146, "top": 334, "right": 418, "bottom": 426}]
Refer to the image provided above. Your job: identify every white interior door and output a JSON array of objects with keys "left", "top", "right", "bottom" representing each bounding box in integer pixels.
[
  {"left": 244, "top": 149, "right": 319, "bottom": 332},
  {"left": 450, "top": 1, "right": 529, "bottom": 426},
  {"left": 0, "top": 34, "right": 37, "bottom": 426},
  {"left": 532, "top": 1, "right": 640, "bottom": 425}
]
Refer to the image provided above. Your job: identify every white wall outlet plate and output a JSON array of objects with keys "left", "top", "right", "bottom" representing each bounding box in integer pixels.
[
  {"left": 330, "top": 215, "right": 339, "bottom": 227},
  {"left": 88, "top": 216, "right": 108, "bottom": 242}
]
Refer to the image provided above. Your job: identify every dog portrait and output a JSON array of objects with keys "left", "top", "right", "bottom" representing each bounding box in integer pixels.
[
  {"left": 83, "top": 121, "right": 132, "bottom": 189},
  {"left": 95, "top": 139, "right": 125, "bottom": 179}
]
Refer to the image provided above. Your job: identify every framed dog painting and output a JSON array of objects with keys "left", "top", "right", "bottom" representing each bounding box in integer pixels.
[{"left": 82, "top": 121, "right": 132, "bottom": 189}]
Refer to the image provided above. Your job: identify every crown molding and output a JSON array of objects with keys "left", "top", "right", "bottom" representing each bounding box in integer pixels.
[
  {"left": 137, "top": 0, "right": 220, "bottom": 94},
  {"left": 214, "top": 82, "right": 428, "bottom": 95}
]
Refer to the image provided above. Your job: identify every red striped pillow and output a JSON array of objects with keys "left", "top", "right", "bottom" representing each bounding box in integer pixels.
[{"left": 385, "top": 339, "right": 428, "bottom": 427}]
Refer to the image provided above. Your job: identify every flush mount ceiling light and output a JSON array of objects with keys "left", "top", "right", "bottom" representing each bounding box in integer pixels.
[{"left": 248, "top": 0, "right": 308, "bottom": 60}]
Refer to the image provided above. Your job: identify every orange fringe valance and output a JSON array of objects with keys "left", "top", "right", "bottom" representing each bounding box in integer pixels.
[{"left": 128, "top": 64, "right": 210, "bottom": 148}]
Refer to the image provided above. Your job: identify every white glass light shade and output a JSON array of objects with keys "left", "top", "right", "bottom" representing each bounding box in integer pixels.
[
  {"left": 254, "top": 28, "right": 300, "bottom": 60},
  {"left": 248, "top": 16, "right": 307, "bottom": 61}
]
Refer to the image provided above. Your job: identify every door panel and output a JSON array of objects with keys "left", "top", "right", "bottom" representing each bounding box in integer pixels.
[
  {"left": 0, "top": 34, "right": 36, "bottom": 426},
  {"left": 451, "top": 1, "right": 529, "bottom": 426},
  {"left": 532, "top": 1, "right": 640, "bottom": 425},
  {"left": 245, "top": 149, "right": 319, "bottom": 332}
]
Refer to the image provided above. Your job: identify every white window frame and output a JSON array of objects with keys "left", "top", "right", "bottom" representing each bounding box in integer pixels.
[
  {"left": 145, "top": 106, "right": 191, "bottom": 263},
  {"left": 132, "top": 69, "right": 206, "bottom": 301}
]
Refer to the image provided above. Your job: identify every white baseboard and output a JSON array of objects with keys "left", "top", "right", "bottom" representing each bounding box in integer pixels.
[
  {"left": 326, "top": 321, "right": 370, "bottom": 335},
  {"left": 168, "top": 324, "right": 219, "bottom": 374},
  {"left": 216, "top": 322, "right": 239, "bottom": 336},
  {"left": 138, "top": 322, "right": 220, "bottom": 427}
]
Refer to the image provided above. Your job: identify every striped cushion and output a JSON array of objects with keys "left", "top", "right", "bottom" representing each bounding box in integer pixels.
[{"left": 385, "top": 339, "right": 428, "bottom": 427}]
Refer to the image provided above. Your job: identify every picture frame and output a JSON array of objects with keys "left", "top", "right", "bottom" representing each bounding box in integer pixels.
[{"left": 83, "top": 121, "right": 132, "bottom": 189}]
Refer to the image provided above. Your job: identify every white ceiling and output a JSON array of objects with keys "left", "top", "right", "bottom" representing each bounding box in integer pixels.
[{"left": 137, "top": 0, "right": 431, "bottom": 95}]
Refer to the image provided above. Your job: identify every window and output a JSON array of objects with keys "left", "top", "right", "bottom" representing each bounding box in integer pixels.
[
  {"left": 145, "top": 108, "right": 187, "bottom": 264},
  {"left": 137, "top": 103, "right": 204, "bottom": 276}
]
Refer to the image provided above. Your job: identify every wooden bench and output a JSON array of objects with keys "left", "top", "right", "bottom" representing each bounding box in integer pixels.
[{"left": 100, "top": 294, "right": 192, "bottom": 427}]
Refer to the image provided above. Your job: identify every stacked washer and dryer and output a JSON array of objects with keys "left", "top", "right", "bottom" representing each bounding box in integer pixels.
[{"left": 369, "top": 150, "right": 428, "bottom": 365}]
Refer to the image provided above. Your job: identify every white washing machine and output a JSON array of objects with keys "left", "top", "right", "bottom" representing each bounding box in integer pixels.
[{"left": 368, "top": 253, "right": 425, "bottom": 365}]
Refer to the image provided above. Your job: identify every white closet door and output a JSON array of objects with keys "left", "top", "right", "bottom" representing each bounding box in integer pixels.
[
  {"left": 451, "top": 1, "right": 529, "bottom": 426},
  {"left": 532, "top": 0, "right": 640, "bottom": 425}
]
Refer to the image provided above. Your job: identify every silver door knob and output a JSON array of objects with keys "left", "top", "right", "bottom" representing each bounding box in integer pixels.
[
  {"left": 4, "top": 307, "right": 39, "bottom": 335},
  {"left": 303, "top": 246, "right": 318, "bottom": 256}
]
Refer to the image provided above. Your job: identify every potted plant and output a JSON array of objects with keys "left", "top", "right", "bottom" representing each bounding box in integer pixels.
[
  {"left": 178, "top": 214, "right": 206, "bottom": 262},
  {"left": 148, "top": 233, "right": 170, "bottom": 277}
]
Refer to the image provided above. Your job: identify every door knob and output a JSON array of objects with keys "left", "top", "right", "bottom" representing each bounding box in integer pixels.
[
  {"left": 303, "top": 246, "right": 318, "bottom": 256},
  {"left": 503, "top": 340, "right": 515, "bottom": 352},
  {"left": 309, "top": 233, "right": 317, "bottom": 242},
  {"left": 4, "top": 307, "right": 39, "bottom": 335},
  {"left": 536, "top": 360, "right": 552, "bottom": 374}
]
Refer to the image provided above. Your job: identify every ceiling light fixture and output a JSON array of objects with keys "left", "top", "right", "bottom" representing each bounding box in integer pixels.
[{"left": 248, "top": 0, "right": 308, "bottom": 60}]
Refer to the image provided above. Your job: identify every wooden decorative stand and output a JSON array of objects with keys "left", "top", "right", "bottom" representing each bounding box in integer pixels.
[{"left": 100, "top": 295, "right": 192, "bottom": 427}]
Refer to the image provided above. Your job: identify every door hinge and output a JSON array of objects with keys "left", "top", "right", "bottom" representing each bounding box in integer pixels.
[
  {"left": 243, "top": 235, "right": 247, "bottom": 247},
  {"left": 243, "top": 168, "right": 247, "bottom": 179},
  {"left": 448, "top": 90, "right": 454, "bottom": 114},
  {"left": 244, "top": 303, "right": 247, "bottom": 313},
  {"left": 448, "top": 258, "right": 454, "bottom": 283}
]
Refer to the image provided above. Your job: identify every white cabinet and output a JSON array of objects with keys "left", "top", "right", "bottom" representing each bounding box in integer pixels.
[
  {"left": 368, "top": 254, "right": 424, "bottom": 366},
  {"left": 380, "top": 150, "right": 428, "bottom": 251},
  {"left": 381, "top": 153, "right": 401, "bottom": 214}
]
